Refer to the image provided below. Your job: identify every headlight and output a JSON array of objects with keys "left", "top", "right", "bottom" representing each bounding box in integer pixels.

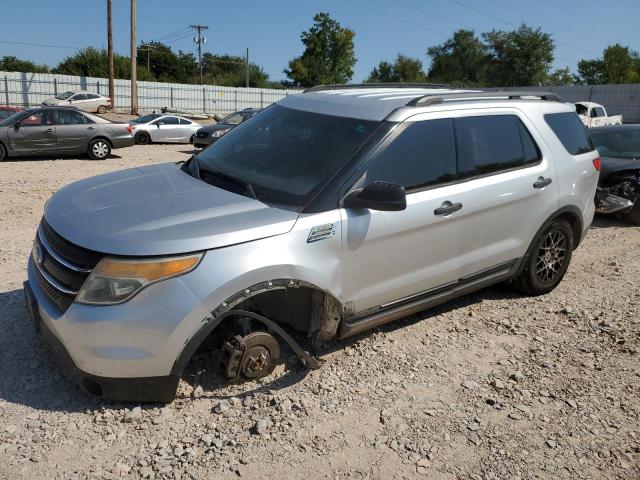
[
  {"left": 212, "top": 128, "right": 230, "bottom": 138},
  {"left": 76, "top": 253, "right": 203, "bottom": 305}
]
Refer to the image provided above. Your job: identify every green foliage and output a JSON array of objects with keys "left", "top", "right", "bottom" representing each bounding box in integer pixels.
[
  {"left": 138, "top": 42, "right": 196, "bottom": 83},
  {"left": 285, "top": 12, "right": 356, "bottom": 87},
  {"left": 427, "top": 30, "right": 488, "bottom": 86},
  {"left": 545, "top": 67, "right": 575, "bottom": 86},
  {"left": 482, "top": 24, "right": 555, "bottom": 86},
  {"left": 366, "top": 55, "right": 426, "bottom": 83},
  {"left": 201, "top": 53, "right": 272, "bottom": 88},
  {"left": 52, "top": 47, "right": 154, "bottom": 81},
  {"left": 0, "top": 56, "right": 49, "bottom": 73},
  {"left": 577, "top": 44, "right": 640, "bottom": 84}
]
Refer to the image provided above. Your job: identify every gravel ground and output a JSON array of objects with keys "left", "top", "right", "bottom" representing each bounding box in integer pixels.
[{"left": 0, "top": 144, "right": 638, "bottom": 480}]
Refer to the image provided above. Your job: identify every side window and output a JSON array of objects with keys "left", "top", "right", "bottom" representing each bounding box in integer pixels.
[
  {"left": 455, "top": 115, "right": 527, "bottom": 177},
  {"left": 179, "top": 118, "right": 192, "bottom": 125},
  {"left": 87, "top": 94, "right": 100, "bottom": 99},
  {"left": 161, "top": 117, "right": 180, "bottom": 125},
  {"left": 72, "top": 94, "right": 87, "bottom": 101},
  {"left": 364, "top": 119, "right": 457, "bottom": 191},
  {"left": 594, "top": 107, "right": 606, "bottom": 117},
  {"left": 21, "top": 111, "right": 47, "bottom": 126},
  {"left": 518, "top": 121, "right": 542, "bottom": 165},
  {"left": 56, "top": 110, "right": 91, "bottom": 125},
  {"left": 544, "top": 112, "right": 595, "bottom": 155}
]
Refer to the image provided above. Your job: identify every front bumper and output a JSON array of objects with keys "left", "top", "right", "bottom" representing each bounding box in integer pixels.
[
  {"left": 26, "top": 256, "right": 209, "bottom": 401},
  {"left": 193, "top": 135, "right": 217, "bottom": 149}
]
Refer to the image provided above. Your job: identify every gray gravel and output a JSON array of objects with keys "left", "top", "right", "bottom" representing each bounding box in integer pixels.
[{"left": 0, "top": 144, "right": 639, "bottom": 479}]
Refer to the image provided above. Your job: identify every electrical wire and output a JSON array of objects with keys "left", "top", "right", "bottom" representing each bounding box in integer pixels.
[{"left": 0, "top": 39, "right": 75, "bottom": 49}]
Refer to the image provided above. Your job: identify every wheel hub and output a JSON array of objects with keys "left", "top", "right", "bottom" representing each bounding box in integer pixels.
[{"left": 222, "top": 331, "right": 280, "bottom": 381}]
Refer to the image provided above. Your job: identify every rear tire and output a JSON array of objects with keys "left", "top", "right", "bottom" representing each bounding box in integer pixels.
[
  {"left": 189, "top": 134, "right": 195, "bottom": 145},
  {"left": 97, "top": 105, "right": 108, "bottom": 114},
  {"left": 0, "top": 143, "right": 6, "bottom": 161},
  {"left": 87, "top": 139, "right": 111, "bottom": 160},
  {"left": 513, "top": 219, "right": 574, "bottom": 296},
  {"left": 135, "top": 131, "right": 151, "bottom": 145}
]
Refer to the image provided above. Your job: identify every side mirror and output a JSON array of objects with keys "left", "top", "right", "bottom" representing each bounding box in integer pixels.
[
  {"left": 13, "top": 121, "right": 21, "bottom": 130},
  {"left": 343, "top": 181, "right": 406, "bottom": 211},
  {"left": 157, "top": 122, "right": 163, "bottom": 127},
  {"left": 68, "top": 99, "right": 73, "bottom": 103}
]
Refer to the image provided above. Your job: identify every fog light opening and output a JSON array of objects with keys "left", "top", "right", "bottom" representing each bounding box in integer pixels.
[{"left": 82, "top": 378, "right": 104, "bottom": 398}]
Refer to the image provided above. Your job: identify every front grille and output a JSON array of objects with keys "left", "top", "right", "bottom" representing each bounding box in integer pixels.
[
  {"left": 33, "top": 218, "right": 105, "bottom": 312},
  {"left": 196, "top": 132, "right": 208, "bottom": 138}
]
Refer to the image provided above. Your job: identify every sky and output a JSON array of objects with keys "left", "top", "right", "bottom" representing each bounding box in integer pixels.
[{"left": 0, "top": 0, "right": 638, "bottom": 82}]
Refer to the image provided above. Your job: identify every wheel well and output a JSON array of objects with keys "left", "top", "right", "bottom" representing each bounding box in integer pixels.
[
  {"left": 554, "top": 211, "right": 583, "bottom": 249},
  {"left": 90, "top": 136, "right": 113, "bottom": 148}
]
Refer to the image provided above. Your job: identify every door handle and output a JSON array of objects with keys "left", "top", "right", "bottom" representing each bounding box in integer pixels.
[
  {"left": 87, "top": 126, "right": 95, "bottom": 130},
  {"left": 434, "top": 201, "right": 462, "bottom": 216},
  {"left": 533, "top": 176, "right": 552, "bottom": 189},
  {"left": 46, "top": 128, "right": 53, "bottom": 133}
]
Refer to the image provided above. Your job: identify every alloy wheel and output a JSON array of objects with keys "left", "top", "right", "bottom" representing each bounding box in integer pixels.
[
  {"left": 535, "top": 228, "right": 567, "bottom": 284},
  {"left": 92, "top": 141, "right": 109, "bottom": 159}
]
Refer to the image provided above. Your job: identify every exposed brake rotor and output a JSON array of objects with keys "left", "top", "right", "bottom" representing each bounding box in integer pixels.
[{"left": 222, "top": 331, "right": 280, "bottom": 381}]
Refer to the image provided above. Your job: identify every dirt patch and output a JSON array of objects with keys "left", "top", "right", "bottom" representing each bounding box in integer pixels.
[{"left": 0, "top": 146, "right": 638, "bottom": 479}]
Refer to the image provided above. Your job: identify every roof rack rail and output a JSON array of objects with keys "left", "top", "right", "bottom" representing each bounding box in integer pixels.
[
  {"left": 407, "top": 90, "right": 563, "bottom": 107},
  {"left": 304, "top": 83, "right": 451, "bottom": 93}
]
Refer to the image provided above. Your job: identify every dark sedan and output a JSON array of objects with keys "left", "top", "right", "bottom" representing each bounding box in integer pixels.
[
  {"left": 0, "top": 106, "right": 134, "bottom": 161},
  {"left": 193, "top": 108, "right": 261, "bottom": 149},
  {"left": 590, "top": 124, "right": 640, "bottom": 224}
]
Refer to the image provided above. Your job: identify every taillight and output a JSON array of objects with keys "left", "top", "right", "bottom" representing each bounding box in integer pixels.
[
  {"left": 593, "top": 157, "right": 601, "bottom": 171},
  {"left": 127, "top": 124, "right": 133, "bottom": 135}
]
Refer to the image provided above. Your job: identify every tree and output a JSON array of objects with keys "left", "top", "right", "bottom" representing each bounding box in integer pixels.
[
  {"left": 201, "top": 53, "right": 271, "bottom": 87},
  {"left": 427, "top": 30, "right": 488, "bottom": 86},
  {"left": 366, "top": 55, "right": 425, "bottom": 83},
  {"left": 285, "top": 12, "right": 356, "bottom": 87},
  {"left": 545, "top": 67, "right": 574, "bottom": 86},
  {"left": 138, "top": 42, "right": 196, "bottom": 83},
  {"left": 52, "top": 47, "right": 154, "bottom": 80},
  {"left": 0, "top": 56, "right": 49, "bottom": 73},
  {"left": 576, "top": 44, "right": 640, "bottom": 84},
  {"left": 483, "top": 24, "right": 554, "bottom": 86}
]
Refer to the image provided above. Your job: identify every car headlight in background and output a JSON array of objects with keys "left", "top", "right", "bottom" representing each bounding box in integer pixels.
[
  {"left": 76, "top": 253, "right": 203, "bottom": 305},
  {"left": 211, "top": 128, "right": 231, "bottom": 138}
]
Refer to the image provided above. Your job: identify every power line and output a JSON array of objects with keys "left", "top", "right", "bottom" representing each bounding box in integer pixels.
[
  {"left": 392, "top": 0, "right": 467, "bottom": 29},
  {"left": 449, "top": 0, "right": 597, "bottom": 58},
  {"left": 0, "top": 39, "right": 75, "bottom": 49},
  {"left": 150, "top": 27, "right": 191, "bottom": 42}
]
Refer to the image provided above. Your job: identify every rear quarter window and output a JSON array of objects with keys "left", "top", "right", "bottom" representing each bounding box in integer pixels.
[{"left": 544, "top": 112, "right": 595, "bottom": 155}]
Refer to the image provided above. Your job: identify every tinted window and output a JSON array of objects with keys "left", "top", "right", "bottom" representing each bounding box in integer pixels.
[
  {"left": 87, "top": 94, "right": 100, "bottom": 99},
  {"left": 133, "top": 113, "right": 161, "bottom": 124},
  {"left": 56, "top": 110, "right": 91, "bottom": 125},
  {"left": 73, "top": 94, "right": 87, "bottom": 101},
  {"left": 197, "top": 104, "right": 378, "bottom": 209},
  {"left": 594, "top": 107, "right": 606, "bottom": 117},
  {"left": 545, "top": 112, "right": 595, "bottom": 155},
  {"left": 518, "top": 121, "right": 542, "bottom": 165},
  {"left": 179, "top": 118, "right": 192, "bottom": 125},
  {"left": 590, "top": 128, "right": 640, "bottom": 159},
  {"left": 365, "top": 119, "right": 456, "bottom": 190},
  {"left": 160, "top": 117, "right": 179, "bottom": 125},
  {"left": 456, "top": 115, "right": 526, "bottom": 177}
]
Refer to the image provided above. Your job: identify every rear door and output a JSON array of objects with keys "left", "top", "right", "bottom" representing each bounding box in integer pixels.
[
  {"left": 179, "top": 118, "right": 196, "bottom": 142},
  {"left": 340, "top": 118, "right": 463, "bottom": 313},
  {"left": 447, "top": 110, "right": 558, "bottom": 278},
  {"left": 7, "top": 110, "right": 57, "bottom": 153},
  {"left": 54, "top": 109, "right": 94, "bottom": 151}
]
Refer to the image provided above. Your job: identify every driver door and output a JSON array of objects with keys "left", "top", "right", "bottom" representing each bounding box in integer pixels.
[
  {"left": 7, "top": 110, "right": 57, "bottom": 153},
  {"left": 340, "top": 117, "right": 462, "bottom": 313}
]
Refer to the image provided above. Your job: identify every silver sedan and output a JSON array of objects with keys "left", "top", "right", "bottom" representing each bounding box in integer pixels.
[{"left": 130, "top": 114, "right": 202, "bottom": 144}]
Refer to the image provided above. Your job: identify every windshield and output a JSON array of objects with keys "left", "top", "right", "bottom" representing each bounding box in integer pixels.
[
  {"left": 575, "top": 103, "right": 588, "bottom": 116},
  {"left": 55, "top": 91, "right": 75, "bottom": 100},
  {"left": 220, "top": 112, "right": 244, "bottom": 125},
  {"left": 196, "top": 104, "right": 379, "bottom": 209},
  {"left": 132, "top": 113, "right": 161, "bottom": 124},
  {"left": 591, "top": 129, "right": 640, "bottom": 159}
]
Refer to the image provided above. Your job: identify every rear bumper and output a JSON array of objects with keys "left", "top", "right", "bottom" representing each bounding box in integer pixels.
[
  {"left": 111, "top": 136, "right": 135, "bottom": 149},
  {"left": 24, "top": 280, "right": 179, "bottom": 402}
]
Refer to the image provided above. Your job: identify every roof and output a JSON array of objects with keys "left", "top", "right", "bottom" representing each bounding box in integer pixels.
[
  {"left": 575, "top": 101, "right": 602, "bottom": 107},
  {"left": 279, "top": 86, "right": 476, "bottom": 120}
]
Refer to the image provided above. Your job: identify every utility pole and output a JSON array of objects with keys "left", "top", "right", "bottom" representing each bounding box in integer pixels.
[
  {"left": 130, "top": 0, "right": 138, "bottom": 115},
  {"left": 107, "top": 0, "right": 115, "bottom": 109},
  {"left": 245, "top": 48, "right": 249, "bottom": 88},
  {"left": 190, "top": 24, "right": 208, "bottom": 85}
]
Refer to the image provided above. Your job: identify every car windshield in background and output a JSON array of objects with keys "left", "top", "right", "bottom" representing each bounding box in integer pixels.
[
  {"left": 0, "top": 110, "right": 18, "bottom": 120},
  {"left": 0, "top": 110, "right": 29, "bottom": 127},
  {"left": 55, "top": 91, "right": 75, "bottom": 100},
  {"left": 132, "top": 113, "right": 161, "bottom": 124},
  {"left": 591, "top": 129, "right": 640, "bottom": 159},
  {"left": 196, "top": 104, "right": 379, "bottom": 210},
  {"left": 221, "top": 112, "right": 244, "bottom": 125}
]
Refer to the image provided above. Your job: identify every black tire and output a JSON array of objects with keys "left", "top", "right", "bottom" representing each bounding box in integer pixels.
[
  {"left": 513, "top": 219, "right": 574, "bottom": 295},
  {"left": 0, "top": 143, "right": 6, "bottom": 161},
  {"left": 97, "top": 105, "right": 108, "bottom": 114},
  {"left": 189, "top": 134, "right": 195, "bottom": 145},
  {"left": 622, "top": 204, "right": 640, "bottom": 225},
  {"left": 87, "top": 138, "right": 111, "bottom": 160},
  {"left": 135, "top": 131, "right": 151, "bottom": 145}
]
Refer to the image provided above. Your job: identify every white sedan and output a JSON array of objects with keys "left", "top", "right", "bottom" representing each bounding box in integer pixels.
[
  {"left": 130, "top": 114, "right": 202, "bottom": 144},
  {"left": 42, "top": 91, "right": 112, "bottom": 113}
]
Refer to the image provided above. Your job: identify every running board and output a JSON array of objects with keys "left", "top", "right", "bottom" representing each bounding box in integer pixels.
[{"left": 338, "top": 259, "right": 519, "bottom": 339}]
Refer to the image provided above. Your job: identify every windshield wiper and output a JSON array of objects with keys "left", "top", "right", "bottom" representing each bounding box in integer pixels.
[{"left": 199, "top": 163, "right": 257, "bottom": 200}]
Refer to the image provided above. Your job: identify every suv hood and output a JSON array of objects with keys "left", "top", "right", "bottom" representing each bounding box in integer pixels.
[
  {"left": 198, "top": 123, "right": 234, "bottom": 134},
  {"left": 44, "top": 163, "right": 299, "bottom": 256}
]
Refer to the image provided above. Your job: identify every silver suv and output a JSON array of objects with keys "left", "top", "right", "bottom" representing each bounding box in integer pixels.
[{"left": 24, "top": 86, "right": 600, "bottom": 402}]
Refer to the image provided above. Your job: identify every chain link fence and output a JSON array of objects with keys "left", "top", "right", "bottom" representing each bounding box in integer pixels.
[{"left": 1, "top": 71, "right": 301, "bottom": 116}]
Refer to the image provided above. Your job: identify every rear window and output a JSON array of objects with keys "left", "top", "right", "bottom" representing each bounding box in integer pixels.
[{"left": 545, "top": 112, "right": 595, "bottom": 155}]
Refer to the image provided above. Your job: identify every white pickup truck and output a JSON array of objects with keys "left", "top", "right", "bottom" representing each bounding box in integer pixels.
[{"left": 575, "top": 102, "right": 623, "bottom": 128}]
